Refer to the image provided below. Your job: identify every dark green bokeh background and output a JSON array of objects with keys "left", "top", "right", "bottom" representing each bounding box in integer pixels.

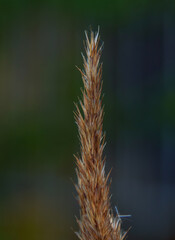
[{"left": 0, "top": 1, "right": 175, "bottom": 240}]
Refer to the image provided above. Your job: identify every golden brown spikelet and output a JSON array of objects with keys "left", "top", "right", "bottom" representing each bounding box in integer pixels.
[{"left": 74, "top": 29, "right": 126, "bottom": 240}]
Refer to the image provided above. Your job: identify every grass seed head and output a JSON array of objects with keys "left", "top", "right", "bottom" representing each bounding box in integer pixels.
[{"left": 74, "top": 29, "right": 125, "bottom": 240}]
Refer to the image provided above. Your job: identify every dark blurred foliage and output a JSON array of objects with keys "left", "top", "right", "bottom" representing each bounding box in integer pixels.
[{"left": 0, "top": 1, "right": 175, "bottom": 240}]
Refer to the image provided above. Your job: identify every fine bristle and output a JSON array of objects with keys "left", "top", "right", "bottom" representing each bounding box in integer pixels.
[{"left": 74, "top": 29, "right": 125, "bottom": 240}]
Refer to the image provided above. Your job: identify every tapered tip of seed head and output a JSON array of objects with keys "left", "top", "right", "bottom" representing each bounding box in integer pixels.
[{"left": 84, "top": 28, "right": 102, "bottom": 56}]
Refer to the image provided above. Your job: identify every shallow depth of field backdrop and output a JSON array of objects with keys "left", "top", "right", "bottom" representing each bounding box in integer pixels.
[{"left": 0, "top": 1, "right": 175, "bottom": 240}]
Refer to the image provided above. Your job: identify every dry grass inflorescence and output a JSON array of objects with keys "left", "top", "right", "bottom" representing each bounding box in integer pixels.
[{"left": 74, "top": 29, "right": 128, "bottom": 240}]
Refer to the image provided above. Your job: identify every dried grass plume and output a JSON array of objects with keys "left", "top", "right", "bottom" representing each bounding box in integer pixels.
[{"left": 74, "top": 29, "right": 127, "bottom": 240}]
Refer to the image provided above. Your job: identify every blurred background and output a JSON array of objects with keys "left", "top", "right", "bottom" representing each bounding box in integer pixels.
[{"left": 0, "top": 0, "right": 175, "bottom": 239}]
